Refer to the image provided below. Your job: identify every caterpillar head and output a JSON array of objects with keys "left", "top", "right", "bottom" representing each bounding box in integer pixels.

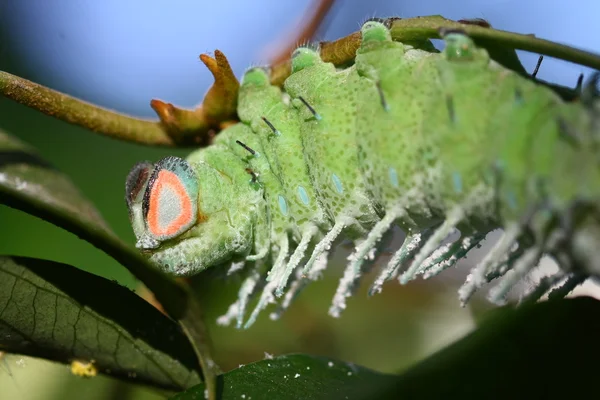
[
  {"left": 126, "top": 156, "right": 200, "bottom": 249},
  {"left": 125, "top": 155, "right": 257, "bottom": 275}
]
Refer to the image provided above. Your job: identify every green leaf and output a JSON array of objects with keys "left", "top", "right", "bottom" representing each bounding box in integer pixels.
[
  {"left": 171, "top": 353, "right": 397, "bottom": 400},
  {"left": 0, "top": 129, "right": 176, "bottom": 298},
  {"left": 0, "top": 129, "right": 220, "bottom": 397},
  {"left": 0, "top": 130, "right": 114, "bottom": 234},
  {"left": 0, "top": 256, "right": 201, "bottom": 391},
  {"left": 174, "top": 297, "right": 600, "bottom": 399}
]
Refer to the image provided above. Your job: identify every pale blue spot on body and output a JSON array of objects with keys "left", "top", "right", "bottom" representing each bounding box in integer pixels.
[
  {"left": 514, "top": 90, "right": 524, "bottom": 105},
  {"left": 452, "top": 172, "right": 462, "bottom": 193},
  {"left": 506, "top": 191, "right": 517, "bottom": 211},
  {"left": 297, "top": 186, "right": 310, "bottom": 205},
  {"left": 278, "top": 195, "right": 289, "bottom": 216},
  {"left": 332, "top": 174, "right": 343, "bottom": 194},
  {"left": 388, "top": 167, "right": 399, "bottom": 188}
]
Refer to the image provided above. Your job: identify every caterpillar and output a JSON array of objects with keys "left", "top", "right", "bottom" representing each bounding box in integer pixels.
[{"left": 125, "top": 19, "right": 600, "bottom": 328}]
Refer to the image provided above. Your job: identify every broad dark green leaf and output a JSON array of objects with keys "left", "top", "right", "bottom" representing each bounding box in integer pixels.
[
  {"left": 175, "top": 297, "right": 600, "bottom": 399},
  {"left": 0, "top": 129, "right": 219, "bottom": 396},
  {"left": 0, "top": 256, "right": 201, "bottom": 390},
  {"left": 0, "top": 129, "right": 180, "bottom": 302},
  {"left": 0, "top": 129, "right": 115, "bottom": 234},
  {"left": 172, "top": 353, "right": 397, "bottom": 400}
]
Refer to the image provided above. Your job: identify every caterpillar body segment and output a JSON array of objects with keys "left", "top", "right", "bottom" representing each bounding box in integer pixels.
[
  {"left": 236, "top": 68, "right": 331, "bottom": 293},
  {"left": 237, "top": 68, "right": 330, "bottom": 233},
  {"left": 284, "top": 47, "right": 380, "bottom": 233},
  {"left": 125, "top": 20, "right": 600, "bottom": 326}
]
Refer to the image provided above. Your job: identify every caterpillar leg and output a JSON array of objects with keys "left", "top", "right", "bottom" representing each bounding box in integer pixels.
[
  {"left": 271, "top": 251, "right": 329, "bottom": 321},
  {"left": 487, "top": 245, "right": 545, "bottom": 305},
  {"left": 216, "top": 269, "right": 262, "bottom": 328},
  {"left": 275, "top": 225, "right": 318, "bottom": 296},
  {"left": 418, "top": 233, "right": 461, "bottom": 274},
  {"left": 246, "top": 247, "right": 269, "bottom": 261},
  {"left": 458, "top": 223, "right": 524, "bottom": 305},
  {"left": 244, "top": 277, "right": 277, "bottom": 329},
  {"left": 399, "top": 206, "right": 465, "bottom": 284},
  {"left": 346, "top": 205, "right": 407, "bottom": 278},
  {"left": 245, "top": 236, "right": 290, "bottom": 328},
  {"left": 519, "top": 272, "right": 567, "bottom": 304},
  {"left": 226, "top": 261, "right": 246, "bottom": 276},
  {"left": 329, "top": 260, "right": 360, "bottom": 317},
  {"left": 490, "top": 211, "right": 560, "bottom": 304},
  {"left": 421, "top": 232, "right": 486, "bottom": 279},
  {"left": 519, "top": 271, "right": 587, "bottom": 307},
  {"left": 546, "top": 273, "right": 587, "bottom": 299},
  {"left": 369, "top": 228, "right": 434, "bottom": 296},
  {"left": 265, "top": 236, "right": 289, "bottom": 282},
  {"left": 302, "top": 217, "right": 354, "bottom": 276},
  {"left": 329, "top": 207, "right": 406, "bottom": 317},
  {"left": 216, "top": 302, "right": 239, "bottom": 327}
]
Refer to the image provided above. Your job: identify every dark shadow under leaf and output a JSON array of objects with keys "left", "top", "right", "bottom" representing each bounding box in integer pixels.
[
  {"left": 0, "top": 256, "right": 201, "bottom": 391},
  {"left": 384, "top": 296, "right": 600, "bottom": 399}
]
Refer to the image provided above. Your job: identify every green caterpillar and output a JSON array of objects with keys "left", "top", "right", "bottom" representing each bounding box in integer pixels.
[{"left": 126, "top": 20, "right": 600, "bottom": 328}]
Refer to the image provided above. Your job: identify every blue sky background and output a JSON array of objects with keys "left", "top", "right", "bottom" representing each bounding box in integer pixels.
[{"left": 1, "top": 0, "right": 598, "bottom": 117}]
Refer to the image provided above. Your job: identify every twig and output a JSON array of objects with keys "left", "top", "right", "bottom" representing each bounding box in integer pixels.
[
  {"left": 0, "top": 71, "right": 174, "bottom": 146},
  {"left": 0, "top": 49, "right": 240, "bottom": 148},
  {"left": 318, "top": 16, "right": 600, "bottom": 70},
  {"left": 272, "top": 15, "right": 600, "bottom": 86}
]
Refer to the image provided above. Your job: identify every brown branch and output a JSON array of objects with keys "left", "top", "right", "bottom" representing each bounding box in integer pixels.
[
  {"left": 388, "top": 16, "right": 600, "bottom": 70},
  {"left": 0, "top": 49, "right": 240, "bottom": 148},
  {"left": 5, "top": 15, "right": 598, "bottom": 148},
  {"left": 0, "top": 71, "right": 175, "bottom": 146},
  {"left": 150, "top": 49, "right": 240, "bottom": 147}
]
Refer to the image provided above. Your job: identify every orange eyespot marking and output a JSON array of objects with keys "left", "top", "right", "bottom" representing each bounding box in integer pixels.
[{"left": 147, "top": 169, "right": 194, "bottom": 238}]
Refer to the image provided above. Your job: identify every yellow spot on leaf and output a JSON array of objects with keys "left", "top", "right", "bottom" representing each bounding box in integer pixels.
[{"left": 70, "top": 359, "right": 97, "bottom": 378}]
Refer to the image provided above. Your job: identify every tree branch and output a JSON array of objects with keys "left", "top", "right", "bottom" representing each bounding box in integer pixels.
[{"left": 0, "top": 71, "right": 175, "bottom": 146}]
